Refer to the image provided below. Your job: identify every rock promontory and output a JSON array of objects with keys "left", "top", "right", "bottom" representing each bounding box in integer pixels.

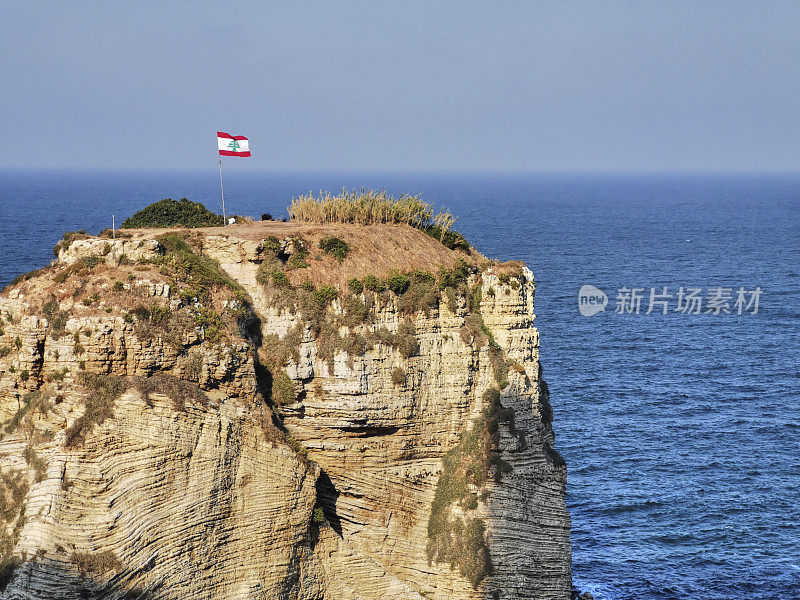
[{"left": 0, "top": 217, "right": 571, "bottom": 599}]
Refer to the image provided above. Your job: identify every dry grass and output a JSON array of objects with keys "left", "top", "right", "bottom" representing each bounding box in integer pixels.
[
  {"left": 65, "top": 373, "right": 125, "bottom": 447},
  {"left": 287, "top": 189, "right": 441, "bottom": 227},
  {"left": 270, "top": 223, "right": 480, "bottom": 288},
  {"left": 130, "top": 373, "right": 209, "bottom": 412},
  {"left": 485, "top": 259, "right": 527, "bottom": 285}
]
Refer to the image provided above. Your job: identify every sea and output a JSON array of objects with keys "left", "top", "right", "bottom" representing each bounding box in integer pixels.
[{"left": 1, "top": 169, "right": 798, "bottom": 600}]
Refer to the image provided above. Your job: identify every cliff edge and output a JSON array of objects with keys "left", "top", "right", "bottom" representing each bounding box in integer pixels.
[{"left": 0, "top": 221, "right": 571, "bottom": 599}]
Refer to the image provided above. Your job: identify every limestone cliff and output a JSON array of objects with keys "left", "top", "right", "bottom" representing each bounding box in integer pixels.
[{"left": 0, "top": 222, "right": 570, "bottom": 599}]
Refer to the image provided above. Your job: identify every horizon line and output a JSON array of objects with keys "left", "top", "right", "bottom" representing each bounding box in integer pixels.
[{"left": 1, "top": 166, "right": 799, "bottom": 177}]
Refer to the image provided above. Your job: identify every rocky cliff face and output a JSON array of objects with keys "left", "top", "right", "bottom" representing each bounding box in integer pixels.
[{"left": 0, "top": 224, "right": 570, "bottom": 599}]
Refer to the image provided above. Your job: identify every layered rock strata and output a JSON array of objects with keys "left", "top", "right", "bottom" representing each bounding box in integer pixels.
[{"left": 0, "top": 225, "right": 570, "bottom": 599}]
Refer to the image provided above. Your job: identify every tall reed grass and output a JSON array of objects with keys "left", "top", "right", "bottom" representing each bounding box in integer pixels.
[{"left": 287, "top": 188, "right": 454, "bottom": 231}]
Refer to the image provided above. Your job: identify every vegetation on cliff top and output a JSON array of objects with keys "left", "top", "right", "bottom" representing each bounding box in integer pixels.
[
  {"left": 121, "top": 198, "right": 224, "bottom": 229},
  {"left": 287, "top": 188, "right": 470, "bottom": 252}
]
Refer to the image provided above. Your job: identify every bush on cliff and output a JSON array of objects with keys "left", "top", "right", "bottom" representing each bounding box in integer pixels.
[
  {"left": 156, "top": 234, "right": 241, "bottom": 298},
  {"left": 121, "top": 198, "right": 224, "bottom": 229},
  {"left": 52, "top": 230, "right": 89, "bottom": 256},
  {"left": 65, "top": 373, "right": 126, "bottom": 447},
  {"left": 318, "top": 236, "right": 350, "bottom": 262},
  {"left": 426, "top": 387, "right": 519, "bottom": 588}
]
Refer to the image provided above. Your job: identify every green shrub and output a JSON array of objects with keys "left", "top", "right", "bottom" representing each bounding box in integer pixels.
[
  {"left": 0, "top": 469, "right": 29, "bottom": 579},
  {"left": 348, "top": 278, "right": 364, "bottom": 294},
  {"left": 497, "top": 273, "right": 521, "bottom": 289},
  {"left": 421, "top": 225, "right": 471, "bottom": 252},
  {"left": 284, "top": 238, "right": 309, "bottom": 270},
  {"left": 259, "top": 334, "right": 300, "bottom": 370},
  {"left": 340, "top": 295, "right": 372, "bottom": 327},
  {"left": 131, "top": 305, "right": 151, "bottom": 322},
  {"left": 113, "top": 281, "right": 125, "bottom": 292},
  {"left": 438, "top": 258, "right": 471, "bottom": 290},
  {"left": 460, "top": 313, "right": 493, "bottom": 347},
  {"left": 286, "top": 257, "right": 309, "bottom": 270},
  {"left": 271, "top": 370, "right": 296, "bottom": 405},
  {"left": 82, "top": 255, "right": 101, "bottom": 269},
  {"left": 53, "top": 230, "right": 89, "bottom": 256},
  {"left": 157, "top": 233, "right": 243, "bottom": 300},
  {"left": 410, "top": 270, "right": 436, "bottom": 285},
  {"left": 195, "top": 307, "right": 225, "bottom": 342},
  {"left": 312, "top": 285, "right": 338, "bottom": 306},
  {"left": 257, "top": 263, "right": 290, "bottom": 287},
  {"left": 45, "top": 368, "right": 68, "bottom": 382},
  {"left": 150, "top": 305, "right": 168, "bottom": 326},
  {"left": 489, "top": 345, "right": 508, "bottom": 383},
  {"left": 318, "top": 236, "right": 350, "bottom": 262},
  {"left": 50, "top": 310, "right": 68, "bottom": 338},
  {"left": 262, "top": 235, "right": 281, "bottom": 253},
  {"left": 312, "top": 507, "right": 326, "bottom": 523},
  {"left": 82, "top": 292, "right": 100, "bottom": 306},
  {"left": 363, "top": 274, "right": 386, "bottom": 293},
  {"left": 387, "top": 273, "right": 410, "bottom": 295},
  {"left": 121, "top": 198, "right": 223, "bottom": 229}
]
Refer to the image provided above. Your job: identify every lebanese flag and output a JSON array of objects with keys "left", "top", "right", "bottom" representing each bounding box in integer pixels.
[{"left": 217, "top": 131, "right": 251, "bottom": 157}]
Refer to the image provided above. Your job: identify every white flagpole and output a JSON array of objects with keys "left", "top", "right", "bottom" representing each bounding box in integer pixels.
[
  {"left": 218, "top": 156, "right": 227, "bottom": 225},
  {"left": 111, "top": 214, "right": 116, "bottom": 264}
]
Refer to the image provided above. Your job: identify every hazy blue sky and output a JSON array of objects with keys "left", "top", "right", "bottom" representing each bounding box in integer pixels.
[{"left": 1, "top": 1, "right": 798, "bottom": 172}]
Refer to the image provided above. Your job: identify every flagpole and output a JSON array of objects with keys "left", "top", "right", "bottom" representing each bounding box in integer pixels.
[{"left": 218, "top": 156, "right": 226, "bottom": 226}]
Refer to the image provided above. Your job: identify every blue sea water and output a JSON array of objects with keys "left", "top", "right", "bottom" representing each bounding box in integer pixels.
[{"left": 1, "top": 169, "right": 798, "bottom": 600}]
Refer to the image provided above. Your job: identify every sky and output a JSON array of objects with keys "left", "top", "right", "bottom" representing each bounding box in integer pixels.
[{"left": 1, "top": 1, "right": 798, "bottom": 173}]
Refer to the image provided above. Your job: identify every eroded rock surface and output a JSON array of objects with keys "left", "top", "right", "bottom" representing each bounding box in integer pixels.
[{"left": 0, "top": 225, "right": 570, "bottom": 599}]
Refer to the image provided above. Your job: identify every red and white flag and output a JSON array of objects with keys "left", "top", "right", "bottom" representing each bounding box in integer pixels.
[{"left": 217, "top": 131, "right": 251, "bottom": 157}]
